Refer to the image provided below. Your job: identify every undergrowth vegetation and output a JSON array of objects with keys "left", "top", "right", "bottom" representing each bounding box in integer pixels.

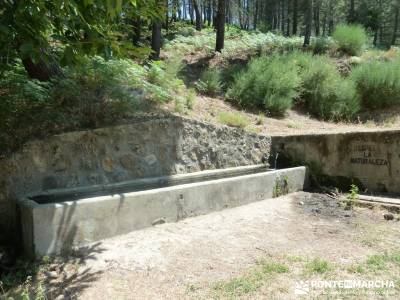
[
  {"left": 0, "top": 56, "right": 187, "bottom": 155},
  {"left": 164, "top": 27, "right": 304, "bottom": 58},
  {"left": 2, "top": 22, "right": 400, "bottom": 155}
]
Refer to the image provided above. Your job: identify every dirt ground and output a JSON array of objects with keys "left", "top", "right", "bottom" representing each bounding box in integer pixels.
[{"left": 16, "top": 192, "right": 397, "bottom": 300}]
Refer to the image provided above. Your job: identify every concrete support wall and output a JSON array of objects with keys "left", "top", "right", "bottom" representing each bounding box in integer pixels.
[
  {"left": 0, "top": 116, "right": 271, "bottom": 243},
  {"left": 271, "top": 130, "right": 400, "bottom": 194}
]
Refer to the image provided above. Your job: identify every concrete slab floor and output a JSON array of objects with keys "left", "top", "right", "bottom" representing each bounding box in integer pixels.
[{"left": 25, "top": 191, "right": 400, "bottom": 300}]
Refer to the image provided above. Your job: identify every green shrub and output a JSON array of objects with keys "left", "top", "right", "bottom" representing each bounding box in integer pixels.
[
  {"left": 0, "top": 57, "right": 183, "bottom": 155},
  {"left": 351, "top": 59, "right": 400, "bottom": 109},
  {"left": 227, "top": 56, "right": 300, "bottom": 116},
  {"left": 185, "top": 88, "right": 197, "bottom": 109},
  {"left": 333, "top": 24, "right": 367, "bottom": 56},
  {"left": 196, "top": 69, "right": 223, "bottom": 96},
  {"left": 291, "top": 53, "right": 360, "bottom": 120},
  {"left": 312, "top": 37, "right": 333, "bottom": 55},
  {"left": 218, "top": 111, "right": 249, "bottom": 128},
  {"left": 0, "top": 64, "right": 53, "bottom": 154},
  {"left": 52, "top": 57, "right": 141, "bottom": 128}
]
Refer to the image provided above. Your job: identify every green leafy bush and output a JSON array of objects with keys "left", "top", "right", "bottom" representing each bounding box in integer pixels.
[
  {"left": 292, "top": 53, "right": 360, "bottom": 120},
  {"left": 227, "top": 56, "right": 300, "bottom": 116},
  {"left": 196, "top": 69, "right": 223, "bottom": 96},
  {"left": 351, "top": 59, "right": 400, "bottom": 109},
  {"left": 333, "top": 24, "right": 367, "bottom": 56}
]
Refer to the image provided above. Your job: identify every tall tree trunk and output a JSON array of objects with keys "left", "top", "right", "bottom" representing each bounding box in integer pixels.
[
  {"left": 165, "top": 0, "right": 169, "bottom": 31},
  {"left": 314, "top": 0, "right": 320, "bottom": 36},
  {"left": 303, "top": 0, "right": 313, "bottom": 47},
  {"left": 216, "top": 0, "right": 226, "bottom": 52},
  {"left": 254, "top": 0, "right": 259, "bottom": 30},
  {"left": 192, "top": 0, "right": 202, "bottom": 30},
  {"left": 286, "top": 0, "right": 291, "bottom": 36},
  {"left": 373, "top": 30, "right": 378, "bottom": 46},
  {"left": 183, "top": 0, "right": 187, "bottom": 20},
  {"left": 189, "top": 0, "right": 194, "bottom": 24},
  {"left": 226, "top": 0, "right": 231, "bottom": 25},
  {"left": 207, "top": 0, "right": 212, "bottom": 26},
  {"left": 150, "top": 21, "right": 162, "bottom": 60},
  {"left": 132, "top": 16, "right": 142, "bottom": 46},
  {"left": 292, "top": 0, "right": 298, "bottom": 35},
  {"left": 348, "top": 0, "right": 356, "bottom": 23},
  {"left": 22, "top": 57, "right": 62, "bottom": 81},
  {"left": 281, "top": 0, "right": 285, "bottom": 34},
  {"left": 392, "top": 1, "right": 400, "bottom": 45}
]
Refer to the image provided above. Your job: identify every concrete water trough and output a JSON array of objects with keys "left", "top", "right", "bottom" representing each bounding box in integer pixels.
[{"left": 19, "top": 165, "right": 308, "bottom": 257}]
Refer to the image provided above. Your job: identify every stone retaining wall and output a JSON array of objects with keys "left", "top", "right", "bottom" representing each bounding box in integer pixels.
[{"left": 0, "top": 116, "right": 271, "bottom": 243}]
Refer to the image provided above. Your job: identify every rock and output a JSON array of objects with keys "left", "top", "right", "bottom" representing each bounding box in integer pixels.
[
  {"left": 311, "top": 208, "right": 321, "bottom": 214},
  {"left": 45, "top": 271, "right": 59, "bottom": 279},
  {"left": 344, "top": 213, "right": 351, "bottom": 218},
  {"left": 119, "top": 154, "right": 135, "bottom": 170},
  {"left": 54, "top": 294, "right": 66, "bottom": 300},
  {"left": 298, "top": 201, "right": 304, "bottom": 206},
  {"left": 152, "top": 218, "right": 166, "bottom": 226},
  {"left": 144, "top": 154, "right": 157, "bottom": 166},
  {"left": 384, "top": 213, "right": 394, "bottom": 221}
]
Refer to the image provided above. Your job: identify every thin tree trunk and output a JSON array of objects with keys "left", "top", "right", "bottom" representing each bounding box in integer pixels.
[
  {"left": 132, "top": 16, "right": 141, "bottom": 46},
  {"left": 392, "top": 1, "right": 400, "bottom": 45},
  {"left": 254, "top": 0, "right": 259, "bottom": 30},
  {"left": 314, "top": 0, "right": 320, "bottom": 36},
  {"left": 292, "top": 0, "right": 298, "bottom": 35},
  {"left": 150, "top": 21, "right": 162, "bottom": 60},
  {"left": 282, "top": 0, "right": 285, "bottom": 31},
  {"left": 192, "top": 0, "right": 202, "bottom": 30},
  {"left": 303, "top": 0, "right": 313, "bottom": 47},
  {"left": 189, "top": 0, "right": 194, "bottom": 24},
  {"left": 165, "top": 0, "right": 169, "bottom": 31},
  {"left": 348, "top": 0, "right": 356, "bottom": 23},
  {"left": 207, "top": 0, "right": 212, "bottom": 26},
  {"left": 216, "top": 0, "right": 226, "bottom": 52},
  {"left": 286, "top": 0, "right": 291, "bottom": 36}
]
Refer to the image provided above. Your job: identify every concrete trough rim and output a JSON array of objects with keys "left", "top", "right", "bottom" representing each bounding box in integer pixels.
[
  {"left": 24, "top": 164, "right": 269, "bottom": 203},
  {"left": 20, "top": 167, "right": 305, "bottom": 209}
]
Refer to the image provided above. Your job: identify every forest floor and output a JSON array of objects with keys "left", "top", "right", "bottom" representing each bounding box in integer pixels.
[{"left": 6, "top": 192, "right": 400, "bottom": 299}]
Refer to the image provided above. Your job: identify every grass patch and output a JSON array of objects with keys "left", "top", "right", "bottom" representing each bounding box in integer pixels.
[
  {"left": 214, "top": 272, "right": 264, "bottom": 297},
  {"left": 213, "top": 259, "right": 289, "bottom": 298},
  {"left": 218, "top": 111, "right": 249, "bottom": 128},
  {"left": 305, "top": 258, "right": 332, "bottom": 274},
  {"left": 259, "top": 260, "right": 289, "bottom": 274}
]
